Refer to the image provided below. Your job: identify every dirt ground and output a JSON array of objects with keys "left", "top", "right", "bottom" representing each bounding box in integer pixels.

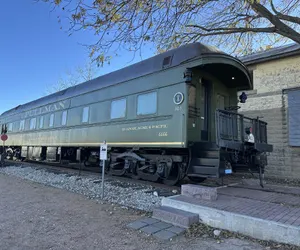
[{"left": 0, "top": 173, "right": 266, "bottom": 250}]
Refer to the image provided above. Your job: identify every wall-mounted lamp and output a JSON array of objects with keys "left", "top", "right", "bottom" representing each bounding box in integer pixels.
[
  {"left": 184, "top": 68, "right": 193, "bottom": 84},
  {"left": 239, "top": 92, "right": 247, "bottom": 103}
]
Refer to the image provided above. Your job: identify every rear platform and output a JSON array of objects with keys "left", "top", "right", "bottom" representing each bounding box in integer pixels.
[{"left": 187, "top": 109, "right": 273, "bottom": 183}]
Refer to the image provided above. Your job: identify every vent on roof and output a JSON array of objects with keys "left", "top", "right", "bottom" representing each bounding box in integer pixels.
[{"left": 162, "top": 55, "right": 173, "bottom": 69}]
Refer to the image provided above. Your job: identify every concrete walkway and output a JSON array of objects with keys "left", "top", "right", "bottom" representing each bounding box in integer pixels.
[{"left": 160, "top": 181, "right": 300, "bottom": 246}]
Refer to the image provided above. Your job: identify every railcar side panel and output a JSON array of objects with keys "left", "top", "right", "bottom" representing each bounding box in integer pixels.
[{"left": 3, "top": 81, "right": 188, "bottom": 148}]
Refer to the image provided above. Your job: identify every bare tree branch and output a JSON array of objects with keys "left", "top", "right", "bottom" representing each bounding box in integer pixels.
[
  {"left": 38, "top": 0, "right": 300, "bottom": 65},
  {"left": 270, "top": 0, "right": 300, "bottom": 24},
  {"left": 45, "top": 61, "right": 99, "bottom": 94}
]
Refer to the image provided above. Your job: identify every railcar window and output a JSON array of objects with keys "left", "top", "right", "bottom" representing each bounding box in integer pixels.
[
  {"left": 8, "top": 123, "right": 12, "bottom": 131},
  {"left": 82, "top": 107, "right": 89, "bottom": 123},
  {"left": 49, "top": 114, "right": 54, "bottom": 127},
  {"left": 30, "top": 118, "right": 36, "bottom": 130},
  {"left": 137, "top": 91, "right": 157, "bottom": 115},
  {"left": 111, "top": 98, "right": 126, "bottom": 119},
  {"left": 19, "top": 120, "right": 25, "bottom": 131},
  {"left": 62, "top": 111, "right": 67, "bottom": 126},
  {"left": 39, "top": 116, "right": 44, "bottom": 129}
]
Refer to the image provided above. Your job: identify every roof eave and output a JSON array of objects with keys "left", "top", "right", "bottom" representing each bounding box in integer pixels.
[{"left": 242, "top": 49, "right": 300, "bottom": 66}]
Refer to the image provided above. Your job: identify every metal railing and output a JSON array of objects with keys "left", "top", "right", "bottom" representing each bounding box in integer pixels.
[{"left": 215, "top": 109, "right": 268, "bottom": 145}]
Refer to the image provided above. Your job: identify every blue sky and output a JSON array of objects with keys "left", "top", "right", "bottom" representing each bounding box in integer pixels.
[{"left": 0, "top": 1, "right": 154, "bottom": 114}]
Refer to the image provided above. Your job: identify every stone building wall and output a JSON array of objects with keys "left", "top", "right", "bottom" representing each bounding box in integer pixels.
[{"left": 238, "top": 55, "right": 300, "bottom": 179}]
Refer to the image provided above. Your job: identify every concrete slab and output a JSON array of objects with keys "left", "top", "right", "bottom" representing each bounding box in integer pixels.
[
  {"left": 181, "top": 184, "right": 218, "bottom": 201},
  {"left": 140, "top": 217, "right": 160, "bottom": 225},
  {"left": 152, "top": 205, "right": 199, "bottom": 228},
  {"left": 127, "top": 221, "right": 148, "bottom": 230},
  {"left": 151, "top": 221, "right": 173, "bottom": 230},
  {"left": 166, "top": 226, "right": 185, "bottom": 235},
  {"left": 141, "top": 225, "right": 161, "bottom": 235},
  {"left": 162, "top": 193, "right": 300, "bottom": 246},
  {"left": 153, "top": 230, "right": 176, "bottom": 240}
]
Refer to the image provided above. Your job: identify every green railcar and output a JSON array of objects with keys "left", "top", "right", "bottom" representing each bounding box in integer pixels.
[{"left": 0, "top": 43, "right": 273, "bottom": 186}]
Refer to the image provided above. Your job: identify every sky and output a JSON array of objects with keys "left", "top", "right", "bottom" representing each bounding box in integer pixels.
[{"left": 0, "top": 1, "right": 155, "bottom": 114}]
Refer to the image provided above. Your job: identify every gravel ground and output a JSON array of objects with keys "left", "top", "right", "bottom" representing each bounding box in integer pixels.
[
  {"left": 0, "top": 165, "right": 162, "bottom": 212},
  {"left": 0, "top": 172, "right": 267, "bottom": 250},
  {"left": 0, "top": 165, "right": 299, "bottom": 250}
]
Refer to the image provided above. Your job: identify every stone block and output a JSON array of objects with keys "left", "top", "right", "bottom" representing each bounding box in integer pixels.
[
  {"left": 153, "top": 230, "right": 176, "bottom": 240},
  {"left": 127, "top": 221, "right": 148, "bottom": 230},
  {"left": 140, "top": 225, "right": 161, "bottom": 235},
  {"left": 151, "top": 221, "right": 172, "bottom": 230},
  {"left": 166, "top": 226, "right": 185, "bottom": 235},
  {"left": 181, "top": 184, "right": 218, "bottom": 201},
  {"left": 140, "top": 217, "right": 160, "bottom": 225},
  {"left": 152, "top": 206, "right": 198, "bottom": 228}
]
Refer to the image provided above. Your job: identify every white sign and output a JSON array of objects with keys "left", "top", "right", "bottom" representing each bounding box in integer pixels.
[{"left": 100, "top": 143, "right": 108, "bottom": 160}]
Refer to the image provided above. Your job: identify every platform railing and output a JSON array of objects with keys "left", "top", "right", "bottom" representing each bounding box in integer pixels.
[{"left": 215, "top": 109, "right": 268, "bottom": 146}]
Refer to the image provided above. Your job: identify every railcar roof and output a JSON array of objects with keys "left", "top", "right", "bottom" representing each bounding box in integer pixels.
[{"left": 0, "top": 43, "right": 234, "bottom": 118}]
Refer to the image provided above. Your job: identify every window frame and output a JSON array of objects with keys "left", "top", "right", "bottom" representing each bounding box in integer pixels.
[
  {"left": 82, "top": 106, "right": 89, "bottom": 123},
  {"left": 7, "top": 123, "right": 13, "bottom": 132},
  {"left": 19, "top": 120, "right": 25, "bottom": 131},
  {"left": 39, "top": 116, "right": 44, "bottom": 129},
  {"left": 110, "top": 98, "right": 127, "bottom": 120},
  {"left": 61, "top": 110, "right": 68, "bottom": 126},
  {"left": 136, "top": 91, "right": 158, "bottom": 116},
  {"left": 30, "top": 117, "right": 37, "bottom": 130},
  {"left": 49, "top": 113, "right": 54, "bottom": 127}
]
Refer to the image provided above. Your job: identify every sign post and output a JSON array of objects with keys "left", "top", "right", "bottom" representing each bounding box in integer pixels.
[{"left": 99, "top": 140, "right": 107, "bottom": 199}]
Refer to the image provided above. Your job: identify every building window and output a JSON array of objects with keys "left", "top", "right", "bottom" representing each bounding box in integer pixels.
[
  {"left": 49, "top": 113, "right": 54, "bottom": 127},
  {"left": 111, "top": 98, "right": 126, "bottom": 119},
  {"left": 30, "top": 118, "right": 36, "bottom": 130},
  {"left": 39, "top": 116, "right": 44, "bottom": 129},
  {"left": 19, "top": 120, "right": 25, "bottom": 131},
  {"left": 8, "top": 123, "right": 13, "bottom": 131},
  {"left": 137, "top": 91, "right": 157, "bottom": 115},
  {"left": 61, "top": 111, "right": 67, "bottom": 126},
  {"left": 82, "top": 106, "right": 89, "bottom": 123},
  {"left": 288, "top": 89, "right": 300, "bottom": 146}
]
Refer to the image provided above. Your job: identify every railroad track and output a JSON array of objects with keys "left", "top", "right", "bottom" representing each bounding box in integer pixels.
[
  {"left": 4, "top": 159, "right": 184, "bottom": 194},
  {"left": 3, "top": 159, "right": 282, "bottom": 197},
  {"left": 3, "top": 158, "right": 241, "bottom": 191}
]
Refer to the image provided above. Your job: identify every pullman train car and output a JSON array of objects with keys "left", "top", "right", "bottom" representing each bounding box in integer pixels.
[{"left": 0, "top": 43, "right": 273, "bottom": 186}]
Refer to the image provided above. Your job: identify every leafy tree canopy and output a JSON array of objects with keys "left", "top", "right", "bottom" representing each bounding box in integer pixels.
[{"left": 39, "top": 0, "right": 300, "bottom": 66}]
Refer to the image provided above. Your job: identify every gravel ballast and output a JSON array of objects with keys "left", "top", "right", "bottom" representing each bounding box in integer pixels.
[{"left": 0, "top": 165, "right": 162, "bottom": 211}]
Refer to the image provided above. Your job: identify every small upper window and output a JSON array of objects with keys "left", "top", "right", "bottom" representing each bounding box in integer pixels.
[
  {"left": 111, "top": 98, "right": 126, "bottom": 119},
  {"left": 30, "top": 118, "right": 36, "bottom": 130},
  {"left": 39, "top": 116, "right": 44, "bottom": 129},
  {"left": 82, "top": 107, "right": 89, "bottom": 123},
  {"left": 8, "top": 123, "right": 13, "bottom": 131},
  {"left": 19, "top": 120, "right": 25, "bottom": 131},
  {"left": 137, "top": 91, "right": 157, "bottom": 115},
  {"left": 49, "top": 114, "right": 54, "bottom": 127},
  {"left": 62, "top": 111, "right": 67, "bottom": 126}
]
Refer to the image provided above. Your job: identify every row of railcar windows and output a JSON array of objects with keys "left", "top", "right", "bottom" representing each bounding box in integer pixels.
[{"left": 6, "top": 91, "right": 157, "bottom": 133}]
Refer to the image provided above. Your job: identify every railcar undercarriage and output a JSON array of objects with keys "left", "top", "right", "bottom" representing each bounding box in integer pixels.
[
  {"left": 107, "top": 148, "right": 188, "bottom": 186},
  {"left": 80, "top": 147, "right": 189, "bottom": 186},
  {"left": 4, "top": 140, "right": 271, "bottom": 187}
]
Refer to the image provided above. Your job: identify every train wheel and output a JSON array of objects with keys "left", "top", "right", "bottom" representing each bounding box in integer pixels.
[
  {"left": 109, "top": 162, "right": 126, "bottom": 176},
  {"left": 188, "top": 176, "right": 206, "bottom": 183},
  {"left": 162, "top": 163, "right": 182, "bottom": 186},
  {"left": 131, "top": 163, "right": 141, "bottom": 180}
]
